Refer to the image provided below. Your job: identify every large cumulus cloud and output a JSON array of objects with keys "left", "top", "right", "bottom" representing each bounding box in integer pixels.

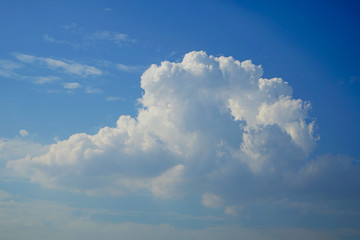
[{"left": 8, "top": 51, "right": 357, "bottom": 208}]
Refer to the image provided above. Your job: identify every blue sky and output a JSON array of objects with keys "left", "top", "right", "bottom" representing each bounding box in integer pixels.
[{"left": 1, "top": 0, "right": 360, "bottom": 239}]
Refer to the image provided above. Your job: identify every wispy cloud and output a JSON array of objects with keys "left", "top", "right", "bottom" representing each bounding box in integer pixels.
[
  {"left": 33, "top": 76, "right": 60, "bottom": 84},
  {"left": 0, "top": 59, "right": 21, "bottom": 77},
  {"left": 14, "top": 53, "right": 102, "bottom": 77},
  {"left": 0, "top": 59, "right": 62, "bottom": 85},
  {"left": 62, "top": 23, "right": 78, "bottom": 31},
  {"left": 105, "top": 96, "right": 124, "bottom": 102},
  {"left": 0, "top": 59, "right": 21, "bottom": 70},
  {"left": 85, "top": 86, "right": 102, "bottom": 94},
  {"left": 14, "top": 54, "right": 36, "bottom": 63},
  {"left": 43, "top": 24, "right": 135, "bottom": 48},
  {"left": 117, "top": 63, "right": 146, "bottom": 73},
  {"left": 96, "top": 59, "right": 146, "bottom": 73},
  {"left": 86, "top": 31, "right": 136, "bottom": 45},
  {"left": 43, "top": 34, "right": 80, "bottom": 48},
  {"left": 64, "top": 82, "right": 81, "bottom": 89},
  {"left": 202, "top": 193, "right": 223, "bottom": 208}
]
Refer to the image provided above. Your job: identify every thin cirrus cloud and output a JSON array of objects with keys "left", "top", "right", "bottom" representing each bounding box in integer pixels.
[
  {"left": 85, "top": 86, "right": 102, "bottom": 94},
  {"left": 63, "top": 82, "right": 81, "bottom": 89},
  {"left": 117, "top": 63, "right": 146, "bottom": 73},
  {"left": 86, "top": 31, "right": 136, "bottom": 45},
  {"left": 6, "top": 51, "right": 360, "bottom": 212},
  {"left": 33, "top": 76, "right": 60, "bottom": 84},
  {"left": 62, "top": 23, "right": 79, "bottom": 31},
  {"left": 43, "top": 34, "right": 80, "bottom": 48},
  {"left": 43, "top": 26, "right": 136, "bottom": 48},
  {"left": 105, "top": 96, "right": 124, "bottom": 102},
  {"left": 0, "top": 58, "right": 61, "bottom": 84},
  {"left": 14, "top": 53, "right": 102, "bottom": 77},
  {"left": 0, "top": 59, "right": 21, "bottom": 77}
]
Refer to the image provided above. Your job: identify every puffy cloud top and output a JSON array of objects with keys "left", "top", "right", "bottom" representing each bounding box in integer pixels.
[{"left": 7, "top": 51, "right": 319, "bottom": 203}]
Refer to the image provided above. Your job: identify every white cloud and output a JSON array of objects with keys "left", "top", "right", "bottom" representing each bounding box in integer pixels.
[
  {"left": 14, "top": 53, "right": 102, "bottom": 77},
  {"left": 6, "top": 51, "right": 317, "bottom": 194},
  {"left": 6, "top": 51, "right": 359, "bottom": 209},
  {"left": 14, "top": 54, "right": 36, "bottom": 63},
  {"left": 64, "top": 82, "right": 81, "bottom": 89},
  {"left": 19, "top": 130, "right": 29, "bottom": 137},
  {"left": 33, "top": 76, "right": 60, "bottom": 84},
  {"left": 202, "top": 193, "right": 223, "bottom": 208}
]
